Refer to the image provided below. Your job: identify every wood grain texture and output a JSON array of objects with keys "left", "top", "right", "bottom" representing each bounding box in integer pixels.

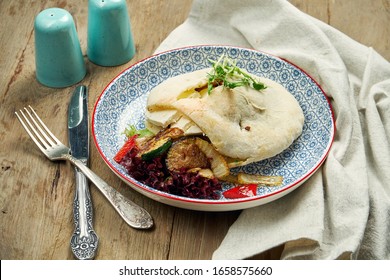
[{"left": 0, "top": 0, "right": 388, "bottom": 260}]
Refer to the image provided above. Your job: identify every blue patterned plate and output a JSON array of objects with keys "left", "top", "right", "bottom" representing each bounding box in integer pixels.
[{"left": 92, "top": 45, "right": 335, "bottom": 211}]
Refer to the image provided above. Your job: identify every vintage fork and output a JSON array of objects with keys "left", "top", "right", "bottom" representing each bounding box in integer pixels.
[{"left": 15, "top": 106, "right": 153, "bottom": 230}]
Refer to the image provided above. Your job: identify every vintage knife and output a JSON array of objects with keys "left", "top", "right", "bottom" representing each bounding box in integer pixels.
[{"left": 68, "top": 85, "right": 98, "bottom": 260}]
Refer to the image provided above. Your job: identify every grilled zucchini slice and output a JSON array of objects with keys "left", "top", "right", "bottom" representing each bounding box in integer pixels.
[{"left": 140, "top": 137, "right": 172, "bottom": 161}]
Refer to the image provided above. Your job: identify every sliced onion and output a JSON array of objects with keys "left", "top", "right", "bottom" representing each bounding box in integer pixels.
[
  {"left": 194, "top": 138, "right": 230, "bottom": 179},
  {"left": 237, "top": 173, "right": 283, "bottom": 186},
  {"left": 188, "top": 168, "right": 215, "bottom": 179}
]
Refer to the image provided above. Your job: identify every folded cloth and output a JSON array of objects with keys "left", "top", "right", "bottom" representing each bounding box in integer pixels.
[{"left": 155, "top": 0, "right": 390, "bottom": 259}]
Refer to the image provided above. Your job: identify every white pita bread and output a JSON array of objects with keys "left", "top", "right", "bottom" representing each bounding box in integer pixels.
[{"left": 146, "top": 68, "right": 304, "bottom": 166}]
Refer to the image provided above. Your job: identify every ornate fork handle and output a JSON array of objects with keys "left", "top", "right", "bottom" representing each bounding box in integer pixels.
[
  {"left": 70, "top": 166, "right": 99, "bottom": 260},
  {"left": 64, "top": 154, "right": 154, "bottom": 229}
]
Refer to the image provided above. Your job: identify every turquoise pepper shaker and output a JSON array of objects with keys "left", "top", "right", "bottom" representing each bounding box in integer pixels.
[
  {"left": 34, "top": 8, "right": 86, "bottom": 88},
  {"left": 87, "top": 0, "right": 136, "bottom": 66}
]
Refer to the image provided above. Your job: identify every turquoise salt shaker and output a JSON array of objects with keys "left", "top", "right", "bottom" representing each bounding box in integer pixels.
[
  {"left": 87, "top": 0, "right": 136, "bottom": 66},
  {"left": 34, "top": 8, "right": 86, "bottom": 88}
]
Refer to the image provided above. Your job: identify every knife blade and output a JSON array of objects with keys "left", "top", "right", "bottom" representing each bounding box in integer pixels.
[{"left": 68, "top": 85, "right": 98, "bottom": 260}]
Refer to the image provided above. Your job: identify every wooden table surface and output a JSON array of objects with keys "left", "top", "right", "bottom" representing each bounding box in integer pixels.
[{"left": 1, "top": 0, "right": 389, "bottom": 260}]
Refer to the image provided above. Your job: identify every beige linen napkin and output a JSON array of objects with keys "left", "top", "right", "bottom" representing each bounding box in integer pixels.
[{"left": 155, "top": 0, "right": 390, "bottom": 259}]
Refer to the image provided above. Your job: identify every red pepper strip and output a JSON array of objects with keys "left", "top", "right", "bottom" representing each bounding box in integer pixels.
[
  {"left": 113, "top": 135, "right": 138, "bottom": 163},
  {"left": 222, "top": 184, "right": 257, "bottom": 199}
]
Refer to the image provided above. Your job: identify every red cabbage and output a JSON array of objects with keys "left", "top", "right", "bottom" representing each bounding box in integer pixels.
[{"left": 118, "top": 146, "right": 221, "bottom": 199}]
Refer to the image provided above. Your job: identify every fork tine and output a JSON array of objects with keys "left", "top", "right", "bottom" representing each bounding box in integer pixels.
[
  {"left": 15, "top": 109, "right": 49, "bottom": 153},
  {"left": 27, "top": 106, "right": 62, "bottom": 145},
  {"left": 23, "top": 106, "right": 57, "bottom": 147}
]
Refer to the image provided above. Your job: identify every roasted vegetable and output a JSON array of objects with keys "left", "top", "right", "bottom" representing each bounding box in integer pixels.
[
  {"left": 220, "top": 173, "right": 283, "bottom": 187},
  {"left": 188, "top": 168, "right": 215, "bottom": 179},
  {"left": 194, "top": 138, "right": 230, "bottom": 179},
  {"left": 166, "top": 136, "right": 230, "bottom": 179},
  {"left": 114, "top": 135, "right": 138, "bottom": 163},
  {"left": 223, "top": 184, "right": 257, "bottom": 199},
  {"left": 237, "top": 173, "right": 283, "bottom": 186},
  {"left": 138, "top": 127, "right": 184, "bottom": 161},
  {"left": 140, "top": 137, "right": 172, "bottom": 161},
  {"left": 166, "top": 137, "right": 209, "bottom": 172}
]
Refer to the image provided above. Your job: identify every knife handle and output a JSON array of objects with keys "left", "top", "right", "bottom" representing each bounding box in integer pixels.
[
  {"left": 70, "top": 167, "right": 99, "bottom": 260},
  {"left": 65, "top": 154, "right": 154, "bottom": 229}
]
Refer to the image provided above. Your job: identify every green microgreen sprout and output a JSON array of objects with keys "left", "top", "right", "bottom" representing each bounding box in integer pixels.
[{"left": 207, "top": 55, "right": 267, "bottom": 94}]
